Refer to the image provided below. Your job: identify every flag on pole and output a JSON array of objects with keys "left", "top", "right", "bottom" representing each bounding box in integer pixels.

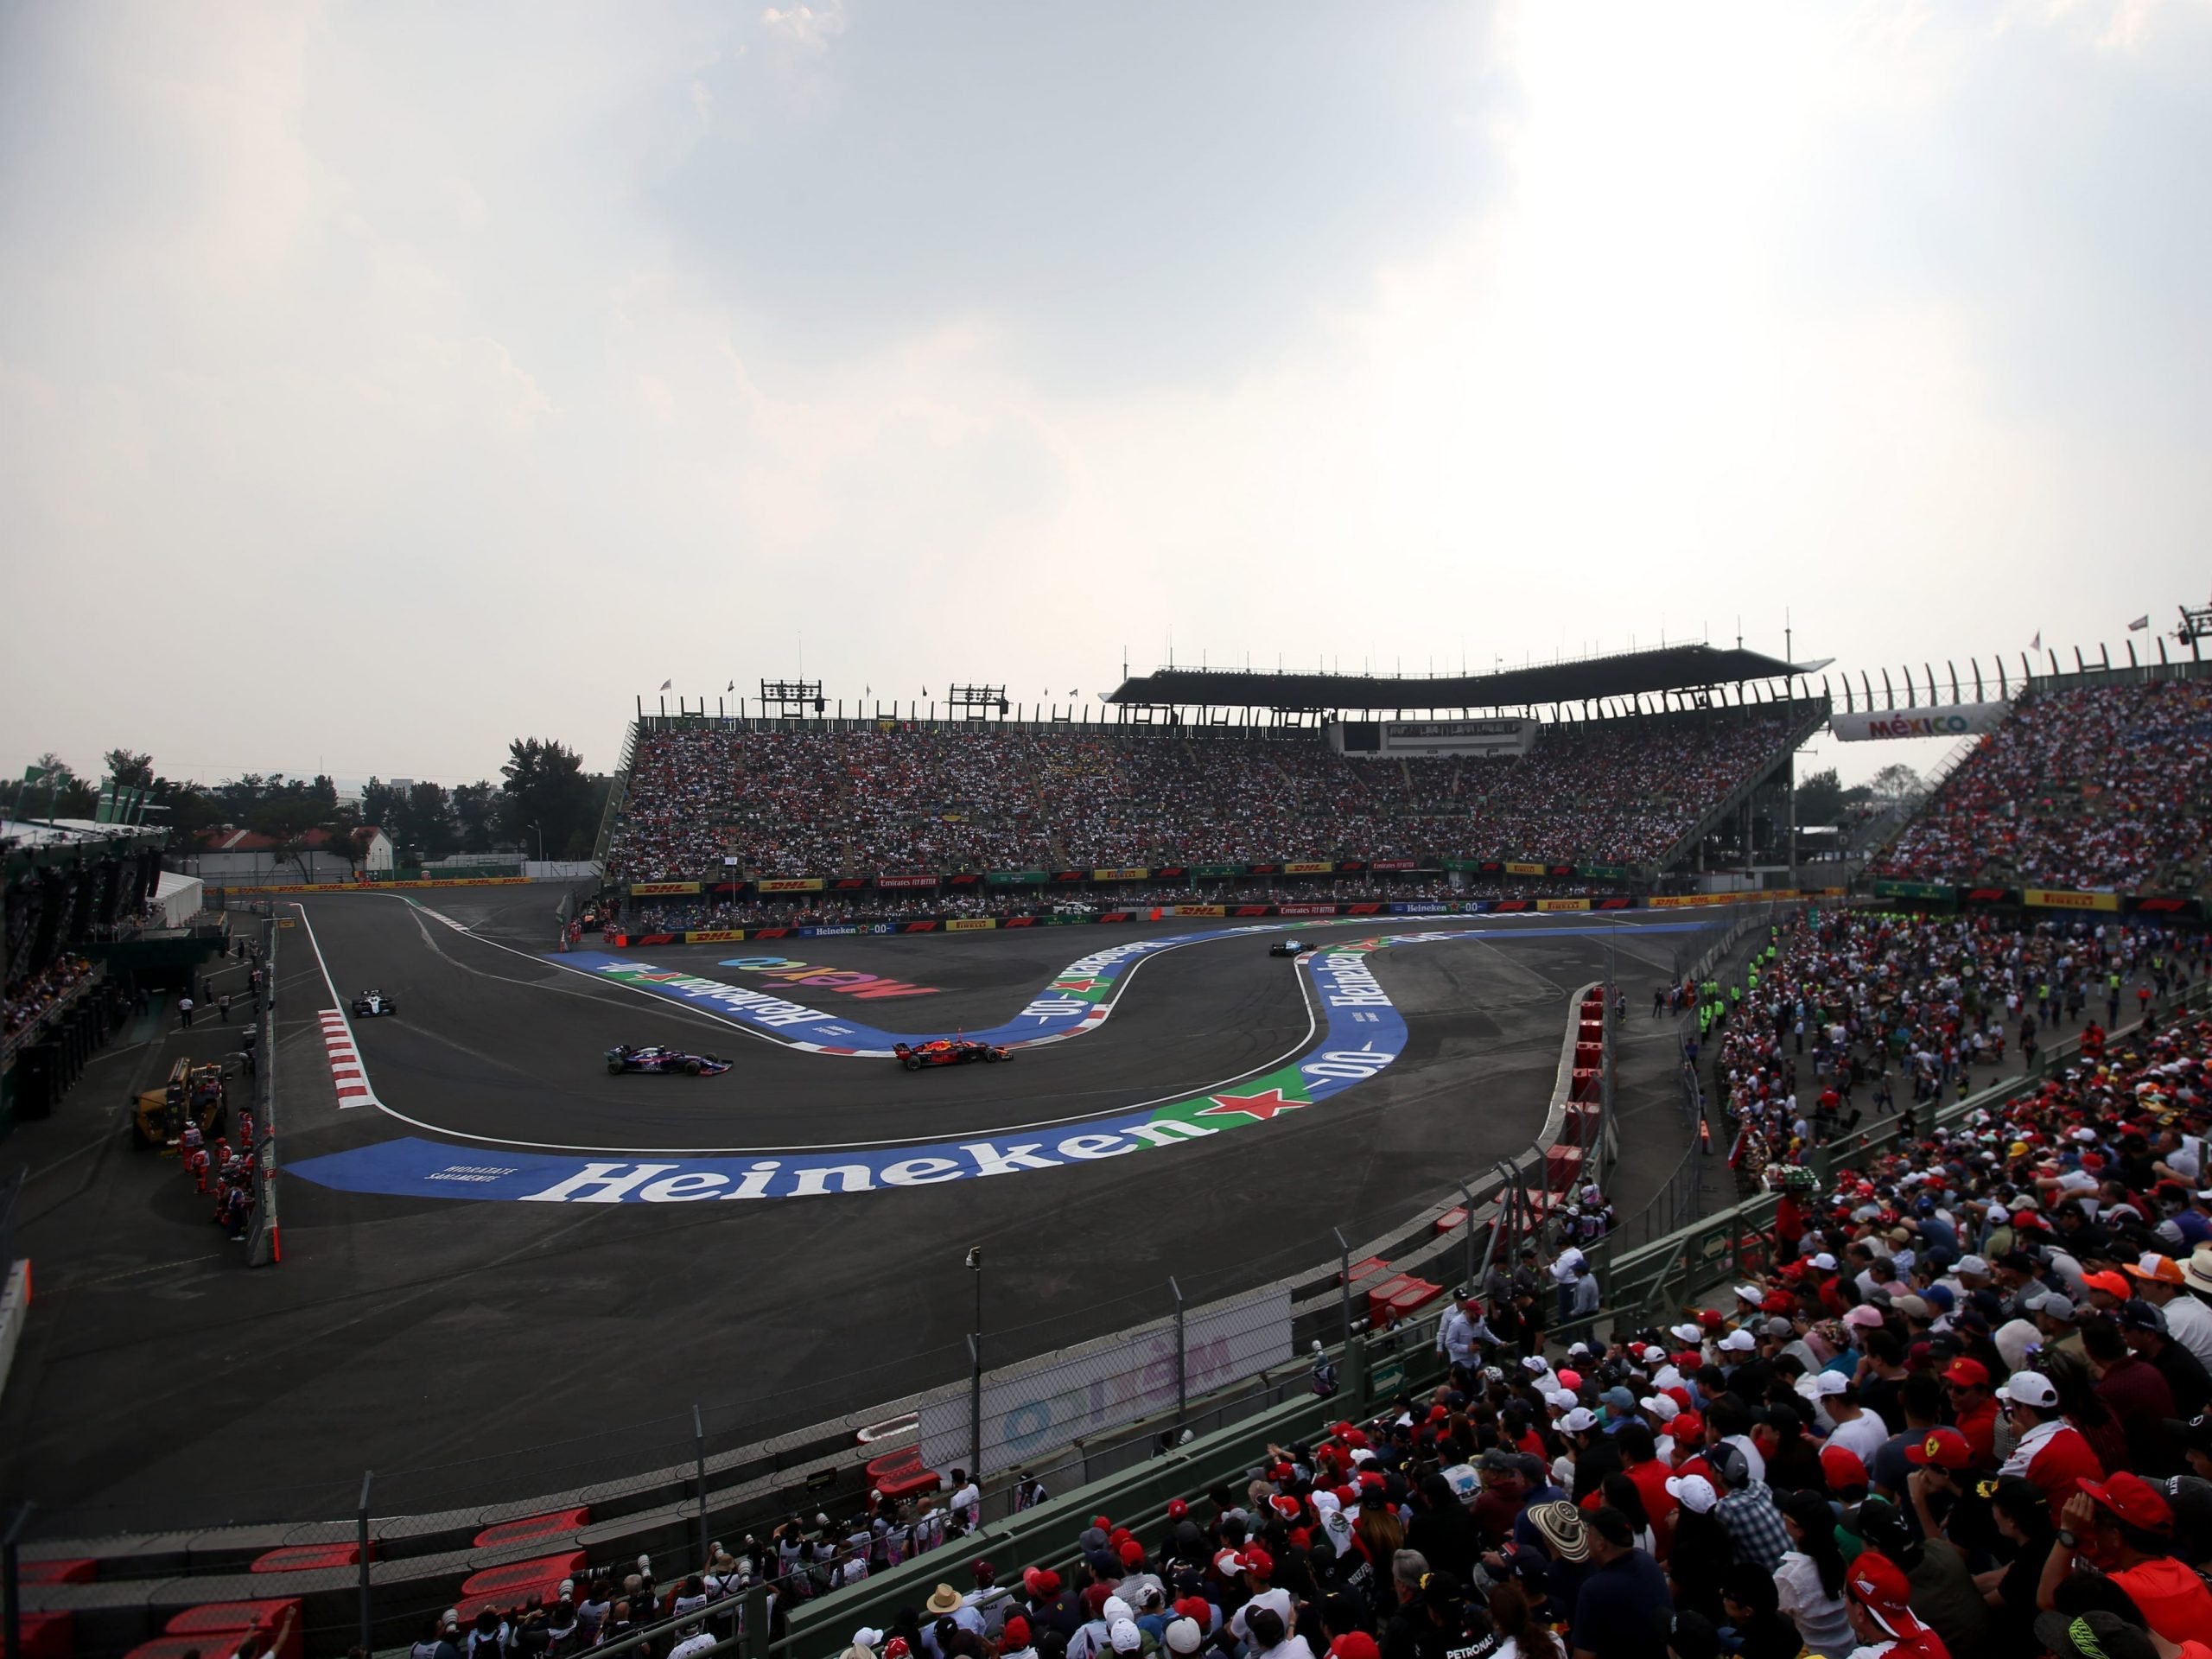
[
  {"left": 2028, "top": 632, "right": 2041, "bottom": 651},
  {"left": 727, "top": 680, "right": 735, "bottom": 690},
  {"left": 2128, "top": 614, "right": 2149, "bottom": 632},
  {"left": 660, "top": 678, "right": 673, "bottom": 690}
]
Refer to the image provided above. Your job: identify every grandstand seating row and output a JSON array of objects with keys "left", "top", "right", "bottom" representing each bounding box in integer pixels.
[{"left": 603, "top": 712, "right": 1797, "bottom": 880}]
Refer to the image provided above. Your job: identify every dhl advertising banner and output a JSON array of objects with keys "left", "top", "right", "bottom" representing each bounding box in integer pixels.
[
  {"left": 1282, "top": 861, "right": 1333, "bottom": 875},
  {"left": 757, "top": 877, "right": 825, "bottom": 893},
  {"left": 684, "top": 929, "right": 747, "bottom": 943},
  {"left": 1829, "top": 702, "right": 2008, "bottom": 743},
  {"left": 1173, "top": 905, "right": 1226, "bottom": 918},
  {"left": 2023, "top": 887, "right": 2120, "bottom": 912},
  {"left": 631, "top": 880, "right": 702, "bottom": 896}
]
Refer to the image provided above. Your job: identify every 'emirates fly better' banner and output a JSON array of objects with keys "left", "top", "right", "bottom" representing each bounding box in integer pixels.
[{"left": 1828, "top": 702, "right": 2008, "bottom": 742}]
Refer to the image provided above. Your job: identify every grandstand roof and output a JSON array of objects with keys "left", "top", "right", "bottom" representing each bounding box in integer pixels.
[{"left": 1105, "top": 643, "right": 1817, "bottom": 712}]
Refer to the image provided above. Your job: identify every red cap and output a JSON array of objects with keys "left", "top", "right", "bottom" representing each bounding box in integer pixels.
[
  {"left": 1847, "top": 1552, "right": 1925, "bottom": 1638},
  {"left": 1671, "top": 1411, "right": 1705, "bottom": 1444},
  {"left": 1942, "top": 1357, "right": 1990, "bottom": 1388},
  {"left": 1166, "top": 1499, "right": 1189, "bottom": 1520},
  {"left": 1269, "top": 1495, "right": 1302, "bottom": 1520},
  {"left": 1118, "top": 1540, "right": 1144, "bottom": 1566},
  {"left": 2082, "top": 1271, "right": 2132, "bottom": 1300},
  {"left": 2082, "top": 1472, "right": 2173, "bottom": 1532},
  {"left": 1001, "top": 1618, "right": 1031, "bottom": 1649},
  {"left": 1762, "top": 1291, "right": 1796, "bottom": 1315},
  {"left": 1331, "top": 1637, "right": 1382, "bottom": 1659},
  {"left": 1819, "top": 1444, "right": 1869, "bottom": 1490},
  {"left": 1093, "top": 1515, "right": 1113, "bottom": 1531},
  {"left": 1173, "top": 1599, "right": 1210, "bottom": 1626},
  {"left": 1696, "top": 1309, "right": 1726, "bottom": 1331},
  {"left": 1238, "top": 1546, "right": 1274, "bottom": 1579},
  {"left": 1904, "top": 1428, "right": 1970, "bottom": 1471}
]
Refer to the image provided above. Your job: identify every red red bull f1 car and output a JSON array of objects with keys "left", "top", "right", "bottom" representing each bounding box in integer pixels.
[
  {"left": 894, "top": 1038, "right": 1014, "bottom": 1071},
  {"left": 606, "top": 1044, "right": 731, "bottom": 1077}
]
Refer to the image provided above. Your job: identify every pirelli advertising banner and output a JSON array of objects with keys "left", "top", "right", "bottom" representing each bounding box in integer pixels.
[
  {"left": 630, "top": 880, "right": 702, "bottom": 896},
  {"left": 1535, "top": 899, "right": 1592, "bottom": 912},
  {"left": 1504, "top": 861, "right": 1548, "bottom": 877},
  {"left": 946, "top": 918, "right": 998, "bottom": 931},
  {"left": 1092, "top": 868, "right": 1151, "bottom": 881},
  {"left": 2023, "top": 887, "right": 2121, "bottom": 912},
  {"left": 756, "top": 878, "right": 825, "bottom": 893},
  {"left": 1829, "top": 702, "right": 2007, "bottom": 742}
]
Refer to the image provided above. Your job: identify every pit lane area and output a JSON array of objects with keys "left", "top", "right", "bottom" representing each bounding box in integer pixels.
[{"left": 0, "top": 893, "right": 1716, "bottom": 1529}]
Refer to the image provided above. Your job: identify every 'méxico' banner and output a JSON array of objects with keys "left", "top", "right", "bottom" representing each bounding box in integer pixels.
[{"left": 1828, "top": 702, "right": 2007, "bottom": 742}]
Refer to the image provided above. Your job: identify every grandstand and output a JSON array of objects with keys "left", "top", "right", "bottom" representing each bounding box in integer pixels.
[
  {"left": 598, "top": 646, "right": 1830, "bottom": 910},
  {"left": 2, "top": 816, "right": 175, "bottom": 1137}
]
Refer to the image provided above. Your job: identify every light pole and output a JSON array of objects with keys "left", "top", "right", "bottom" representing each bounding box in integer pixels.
[
  {"left": 528, "top": 820, "right": 545, "bottom": 862},
  {"left": 965, "top": 1245, "right": 984, "bottom": 1478}
]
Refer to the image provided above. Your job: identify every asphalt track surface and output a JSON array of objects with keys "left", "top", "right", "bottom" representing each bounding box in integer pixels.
[{"left": 0, "top": 892, "right": 1716, "bottom": 1531}]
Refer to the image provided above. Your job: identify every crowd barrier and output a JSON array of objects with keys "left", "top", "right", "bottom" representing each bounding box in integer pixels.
[
  {"left": 601, "top": 889, "right": 1829, "bottom": 946},
  {"left": 245, "top": 917, "right": 281, "bottom": 1268}
]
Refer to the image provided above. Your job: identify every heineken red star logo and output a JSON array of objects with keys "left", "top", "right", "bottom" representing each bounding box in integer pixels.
[
  {"left": 1052, "top": 977, "right": 1109, "bottom": 993},
  {"left": 1197, "top": 1088, "right": 1306, "bottom": 1122}
]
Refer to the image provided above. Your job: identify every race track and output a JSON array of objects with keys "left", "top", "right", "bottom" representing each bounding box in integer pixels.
[{"left": 0, "top": 892, "right": 1720, "bottom": 1529}]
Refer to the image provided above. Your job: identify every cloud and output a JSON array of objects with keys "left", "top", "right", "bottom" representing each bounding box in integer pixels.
[
  {"left": 759, "top": 2, "right": 845, "bottom": 54},
  {"left": 1, "top": 0, "right": 2208, "bottom": 789}
]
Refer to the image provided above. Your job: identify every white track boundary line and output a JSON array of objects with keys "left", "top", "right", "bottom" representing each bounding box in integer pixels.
[{"left": 293, "top": 904, "right": 386, "bottom": 1110}]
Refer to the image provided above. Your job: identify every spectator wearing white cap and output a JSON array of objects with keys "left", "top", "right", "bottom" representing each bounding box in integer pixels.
[
  {"left": 1814, "top": 1374, "right": 1889, "bottom": 1466},
  {"left": 1995, "top": 1370, "right": 2103, "bottom": 1512}
]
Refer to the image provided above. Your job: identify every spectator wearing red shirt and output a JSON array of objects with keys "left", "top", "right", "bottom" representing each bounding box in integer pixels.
[
  {"left": 2081, "top": 1318, "right": 2180, "bottom": 1478},
  {"left": 1616, "top": 1422, "right": 1679, "bottom": 1561},
  {"left": 2038, "top": 1473, "right": 2212, "bottom": 1647},
  {"left": 1995, "top": 1371, "right": 2102, "bottom": 1512},
  {"left": 1941, "top": 1358, "right": 2000, "bottom": 1469}
]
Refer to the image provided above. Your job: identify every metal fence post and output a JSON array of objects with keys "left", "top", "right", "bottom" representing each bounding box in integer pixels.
[
  {"left": 1332, "top": 1227, "right": 1352, "bottom": 1346},
  {"left": 1171, "top": 1277, "right": 1186, "bottom": 1437},
  {"left": 694, "top": 1405, "right": 710, "bottom": 1571},
  {"left": 356, "top": 1472, "right": 372, "bottom": 1654},
  {"left": 3, "top": 1502, "right": 32, "bottom": 1659},
  {"left": 1460, "top": 1182, "right": 1478, "bottom": 1289}
]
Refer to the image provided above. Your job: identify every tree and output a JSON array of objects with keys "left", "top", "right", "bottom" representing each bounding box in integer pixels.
[
  {"left": 1866, "top": 762, "right": 1926, "bottom": 806},
  {"left": 1796, "top": 767, "right": 1844, "bottom": 827},
  {"left": 451, "top": 781, "right": 500, "bottom": 855},
  {"left": 361, "top": 779, "right": 406, "bottom": 838},
  {"left": 500, "top": 738, "right": 599, "bottom": 861},
  {"left": 104, "top": 749, "right": 155, "bottom": 790},
  {"left": 396, "top": 781, "right": 458, "bottom": 863}
]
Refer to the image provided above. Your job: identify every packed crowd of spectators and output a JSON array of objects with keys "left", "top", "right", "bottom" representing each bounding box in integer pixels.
[
  {"left": 687, "top": 996, "right": 2212, "bottom": 1659},
  {"left": 1700, "top": 911, "right": 2202, "bottom": 1185},
  {"left": 1877, "top": 680, "right": 2212, "bottom": 893},
  {"left": 604, "top": 714, "right": 1798, "bottom": 883},
  {"left": 3, "top": 951, "right": 95, "bottom": 1048},
  {"left": 614, "top": 879, "right": 1627, "bottom": 932}
]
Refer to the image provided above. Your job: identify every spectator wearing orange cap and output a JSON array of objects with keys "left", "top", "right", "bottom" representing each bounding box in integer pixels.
[
  {"left": 1994, "top": 1370, "right": 2103, "bottom": 1512},
  {"left": 2039, "top": 1471, "right": 2212, "bottom": 1644},
  {"left": 2125, "top": 1252, "right": 2212, "bottom": 1369}
]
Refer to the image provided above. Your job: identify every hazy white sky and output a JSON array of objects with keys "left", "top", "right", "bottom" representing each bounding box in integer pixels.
[{"left": 3, "top": 0, "right": 2208, "bottom": 789}]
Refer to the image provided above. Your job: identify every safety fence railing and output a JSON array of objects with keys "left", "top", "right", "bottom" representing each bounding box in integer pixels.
[{"left": 245, "top": 916, "right": 281, "bottom": 1268}]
